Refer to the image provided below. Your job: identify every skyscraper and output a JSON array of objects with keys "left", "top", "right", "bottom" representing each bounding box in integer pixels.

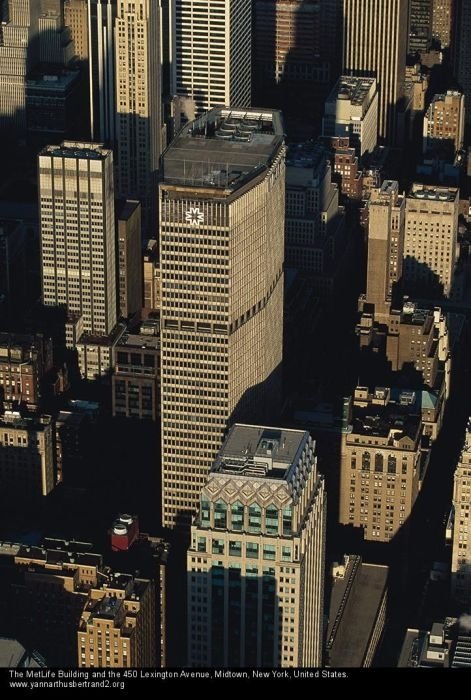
[
  {"left": 408, "top": 0, "right": 432, "bottom": 54},
  {"left": 342, "top": 0, "right": 408, "bottom": 144},
  {"left": 64, "top": 0, "right": 89, "bottom": 61},
  {"left": 159, "top": 107, "right": 285, "bottom": 528},
  {"left": 366, "top": 180, "right": 405, "bottom": 319},
  {"left": 87, "top": 0, "right": 117, "bottom": 143},
  {"left": 39, "top": 141, "right": 117, "bottom": 337},
  {"left": 174, "top": 0, "right": 251, "bottom": 116},
  {"left": 431, "top": 0, "right": 453, "bottom": 48},
  {"left": 451, "top": 419, "right": 471, "bottom": 606},
  {"left": 0, "top": 0, "right": 39, "bottom": 134},
  {"left": 187, "top": 424, "right": 326, "bottom": 667},
  {"left": 454, "top": 0, "right": 471, "bottom": 125},
  {"left": 115, "top": 0, "right": 163, "bottom": 233}
]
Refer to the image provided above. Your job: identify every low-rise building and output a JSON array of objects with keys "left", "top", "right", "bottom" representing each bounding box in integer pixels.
[
  {"left": 0, "top": 410, "right": 54, "bottom": 498},
  {"left": 339, "top": 386, "right": 429, "bottom": 542},
  {"left": 326, "top": 555, "right": 388, "bottom": 667}
]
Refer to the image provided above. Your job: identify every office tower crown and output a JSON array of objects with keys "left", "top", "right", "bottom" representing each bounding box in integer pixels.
[
  {"left": 198, "top": 425, "right": 320, "bottom": 533},
  {"left": 161, "top": 108, "right": 285, "bottom": 192}
]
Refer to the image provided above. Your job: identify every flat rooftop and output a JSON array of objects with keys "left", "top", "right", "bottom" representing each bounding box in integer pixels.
[
  {"left": 327, "top": 75, "right": 376, "bottom": 107},
  {"left": 408, "top": 184, "right": 458, "bottom": 202},
  {"left": 116, "top": 332, "right": 160, "bottom": 351},
  {"left": 212, "top": 423, "right": 309, "bottom": 481},
  {"left": 327, "top": 558, "right": 388, "bottom": 667},
  {"left": 40, "top": 141, "right": 111, "bottom": 161},
  {"left": 161, "top": 107, "right": 284, "bottom": 191},
  {"left": 0, "top": 411, "right": 51, "bottom": 431}
]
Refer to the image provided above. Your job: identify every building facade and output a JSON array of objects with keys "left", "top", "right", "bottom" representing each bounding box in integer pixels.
[
  {"left": 143, "top": 240, "right": 160, "bottom": 311},
  {"left": 404, "top": 184, "right": 459, "bottom": 298},
  {"left": 112, "top": 330, "right": 159, "bottom": 420},
  {"left": 423, "top": 91, "right": 465, "bottom": 156},
  {"left": 0, "top": 410, "right": 54, "bottom": 498},
  {"left": 0, "top": 333, "right": 52, "bottom": 408},
  {"left": 160, "top": 108, "right": 285, "bottom": 527},
  {"left": 408, "top": 0, "right": 432, "bottom": 54},
  {"left": 117, "top": 200, "right": 142, "bottom": 319},
  {"left": 87, "top": 0, "right": 117, "bottom": 143},
  {"left": 187, "top": 424, "right": 326, "bottom": 667},
  {"left": 115, "top": 0, "right": 163, "bottom": 232},
  {"left": 0, "top": 0, "right": 40, "bottom": 134},
  {"left": 322, "top": 76, "right": 378, "bottom": 156},
  {"left": 432, "top": 0, "right": 453, "bottom": 48},
  {"left": 64, "top": 0, "right": 89, "bottom": 61},
  {"left": 174, "top": 0, "right": 251, "bottom": 116},
  {"left": 342, "top": 0, "right": 408, "bottom": 144},
  {"left": 454, "top": 0, "right": 471, "bottom": 125},
  {"left": 451, "top": 420, "right": 471, "bottom": 606},
  {"left": 339, "top": 386, "right": 427, "bottom": 542},
  {"left": 78, "top": 573, "right": 156, "bottom": 668},
  {"left": 366, "top": 180, "right": 405, "bottom": 319},
  {"left": 39, "top": 141, "right": 117, "bottom": 338}
]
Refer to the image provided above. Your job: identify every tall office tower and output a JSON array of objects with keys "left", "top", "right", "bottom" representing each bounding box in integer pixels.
[
  {"left": 38, "top": 8, "right": 74, "bottom": 65},
  {"left": 339, "top": 386, "right": 426, "bottom": 543},
  {"left": 451, "top": 419, "right": 471, "bottom": 606},
  {"left": 403, "top": 184, "right": 459, "bottom": 298},
  {"left": 455, "top": 0, "right": 471, "bottom": 125},
  {"left": 115, "top": 0, "right": 163, "bottom": 233},
  {"left": 432, "top": 0, "right": 453, "bottom": 48},
  {"left": 87, "top": 0, "right": 117, "bottom": 143},
  {"left": 366, "top": 180, "right": 405, "bottom": 319},
  {"left": 342, "top": 0, "right": 408, "bottom": 144},
  {"left": 39, "top": 141, "right": 117, "bottom": 337},
  {"left": 64, "top": 0, "right": 89, "bottom": 61},
  {"left": 322, "top": 76, "right": 378, "bottom": 156},
  {"left": 285, "top": 140, "right": 346, "bottom": 305},
  {"left": 174, "top": 0, "right": 251, "bottom": 116},
  {"left": 0, "top": 0, "right": 39, "bottom": 134},
  {"left": 253, "top": 0, "right": 340, "bottom": 138},
  {"left": 408, "top": 0, "right": 432, "bottom": 54},
  {"left": 423, "top": 91, "right": 465, "bottom": 156},
  {"left": 160, "top": 108, "right": 285, "bottom": 528},
  {"left": 187, "top": 424, "right": 326, "bottom": 667},
  {"left": 116, "top": 200, "right": 142, "bottom": 319}
]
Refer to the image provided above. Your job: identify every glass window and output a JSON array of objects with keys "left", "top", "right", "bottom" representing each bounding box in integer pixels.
[
  {"left": 265, "top": 505, "right": 278, "bottom": 535},
  {"left": 263, "top": 545, "right": 276, "bottom": 561},
  {"left": 387, "top": 456, "right": 397, "bottom": 474},
  {"left": 374, "top": 454, "right": 384, "bottom": 472},
  {"left": 362, "top": 452, "right": 371, "bottom": 471},
  {"left": 214, "top": 499, "right": 227, "bottom": 529},
  {"left": 212, "top": 539, "right": 224, "bottom": 555},
  {"left": 246, "top": 542, "right": 259, "bottom": 559},
  {"left": 201, "top": 497, "right": 210, "bottom": 527},
  {"left": 231, "top": 501, "right": 244, "bottom": 531},
  {"left": 281, "top": 546, "right": 292, "bottom": 562},
  {"left": 246, "top": 566, "right": 258, "bottom": 577},
  {"left": 282, "top": 506, "right": 292, "bottom": 536},
  {"left": 229, "top": 540, "right": 241, "bottom": 557},
  {"left": 248, "top": 503, "right": 262, "bottom": 533},
  {"left": 197, "top": 537, "right": 206, "bottom": 553}
]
